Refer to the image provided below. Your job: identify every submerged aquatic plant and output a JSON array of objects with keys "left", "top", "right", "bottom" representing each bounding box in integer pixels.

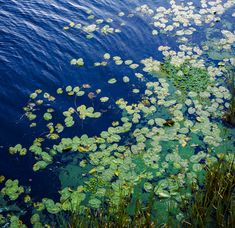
[{"left": 160, "top": 59, "right": 211, "bottom": 94}]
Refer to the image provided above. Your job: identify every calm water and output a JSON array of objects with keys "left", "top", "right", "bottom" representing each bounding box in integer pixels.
[{"left": 0, "top": 0, "right": 234, "bottom": 226}]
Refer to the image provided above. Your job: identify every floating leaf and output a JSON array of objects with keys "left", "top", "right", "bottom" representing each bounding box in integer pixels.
[
  {"left": 77, "top": 58, "right": 84, "bottom": 66},
  {"left": 132, "top": 89, "right": 140, "bottom": 93},
  {"left": 30, "top": 93, "right": 37, "bottom": 99},
  {"left": 123, "top": 76, "right": 130, "bottom": 83},
  {"left": 100, "top": 97, "right": 109, "bottom": 102},
  {"left": 88, "top": 198, "right": 101, "bottom": 209},
  {"left": 57, "top": 88, "right": 63, "bottom": 94},
  {"left": 108, "top": 78, "right": 117, "bottom": 84},
  {"left": 104, "top": 53, "right": 111, "bottom": 59},
  {"left": 43, "top": 113, "right": 52, "bottom": 121},
  {"left": 129, "top": 64, "right": 139, "bottom": 69},
  {"left": 77, "top": 91, "right": 85, "bottom": 96},
  {"left": 70, "top": 59, "right": 77, "bottom": 65}
]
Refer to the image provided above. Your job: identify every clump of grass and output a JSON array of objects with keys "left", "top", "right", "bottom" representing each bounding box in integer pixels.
[
  {"left": 64, "top": 191, "right": 158, "bottom": 228},
  {"left": 223, "top": 68, "right": 235, "bottom": 127},
  {"left": 183, "top": 155, "right": 235, "bottom": 227}
]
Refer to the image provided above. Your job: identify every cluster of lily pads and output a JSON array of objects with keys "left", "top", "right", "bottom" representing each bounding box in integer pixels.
[
  {"left": 136, "top": 0, "right": 235, "bottom": 39},
  {"left": 9, "top": 144, "right": 27, "bottom": 156},
  {"left": 1, "top": 0, "right": 235, "bottom": 227},
  {"left": 63, "top": 9, "right": 128, "bottom": 39},
  {"left": 1, "top": 179, "right": 24, "bottom": 201},
  {"left": 203, "top": 27, "right": 235, "bottom": 60},
  {"left": 0, "top": 177, "right": 32, "bottom": 228},
  {"left": 92, "top": 53, "right": 140, "bottom": 70}
]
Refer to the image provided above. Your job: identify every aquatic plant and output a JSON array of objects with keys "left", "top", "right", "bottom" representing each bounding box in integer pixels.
[
  {"left": 1, "top": 179, "right": 24, "bottom": 201},
  {"left": 42, "top": 155, "right": 231, "bottom": 227},
  {"left": 160, "top": 59, "right": 211, "bottom": 94},
  {"left": 76, "top": 105, "right": 101, "bottom": 120},
  {"left": 63, "top": 10, "right": 123, "bottom": 40},
  {"left": 70, "top": 58, "right": 84, "bottom": 66},
  {"left": 9, "top": 144, "right": 27, "bottom": 156},
  {"left": 222, "top": 68, "right": 235, "bottom": 127},
  {"left": 0, "top": 178, "right": 32, "bottom": 228},
  {"left": 59, "top": 188, "right": 160, "bottom": 227},
  {"left": 183, "top": 154, "right": 235, "bottom": 227}
]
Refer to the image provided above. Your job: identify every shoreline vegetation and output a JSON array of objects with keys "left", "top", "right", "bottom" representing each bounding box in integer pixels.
[
  {"left": 222, "top": 68, "right": 235, "bottom": 127},
  {"left": 61, "top": 155, "right": 235, "bottom": 228}
]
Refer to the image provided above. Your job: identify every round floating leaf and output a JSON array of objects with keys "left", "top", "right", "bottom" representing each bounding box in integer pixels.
[
  {"left": 132, "top": 89, "right": 140, "bottom": 93},
  {"left": 152, "top": 30, "right": 158, "bottom": 35},
  {"left": 104, "top": 53, "right": 111, "bottom": 59},
  {"left": 100, "top": 97, "right": 109, "bottom": 102},
  {"left": 73, "top": 87, "right": 80, "bottom": 93},
  {"left": 30, "top": 93, "right": 37, "bottom": 99},
  {"left": 115, "top": 60, "right": 123, "bottom": 65},
  {"left": 70, "top": 59, "right": 77, "bottom": 65},
  {"left": 33, "top": 161, "right": 48, "bottom": 171},
  {"left": 43, "top": 113, "right": 52, "bottom": 121},
  {"left": 123, "top": 76, "right": 130, "bottom": 83},
  {"left": 144, "top": 182, "right": 153, "bottom": 192},
  {"left": 56, "top": 88, "right": 63, "bottom": 94},
  {"left": 88, "top": 198, "right": 101, "bottom": 209},
  {"left": 76, "top": 58, "right": 84, "bottom": 66},
  {"left": 108, "top": 78, "right": 117, "bottom": 84},
  {"left": 129, "top": 64, "right": 139, "bottom": 69},
  {"left": 93, "top": 112, "right": 101, "bottom": 118},
  {"left": 76, "top": 91, "right": 85, "bottom": 96},
  {"left": 66, "top": 86, "right": 72, "bottom": 92},
  {"left": 125, "top": 60, "right": 133, "bottom": 65}
]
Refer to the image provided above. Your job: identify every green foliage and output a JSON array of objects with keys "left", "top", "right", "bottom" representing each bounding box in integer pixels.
[
  {"left": 183, "top": 155, "right": 235, "bottom": 227},
  {"left": 30, "top": 213, "right": 43, "bottom": 227},
  {"left": 9, "top": 215, "right": 27, "bottom": 228},
  {"left": 61, "top": 190, "right": 160, "bottom": 227},
  {"left": 42, "top": 198, "right": 61, "bottom": 214},
  {"left": 59, "top": 187, "right": 86, "bottom": 211},
  {"left": 77, "top": 105, "right": 101, "bottom": 120},
  {"left": 70, "top": 58, "right": 84, "bottom": 66},
  {"left": 43, "top": 113, "right": 52, "bottom": 121},
  {"left": 222, "top": 68, "right": 235, "bottom": 127},
  {"left": 161, "top": 59, "right": 211, "bottom": 94},
  {"left": 4, "top": 4, "right": 235, "bottom": 227},
  {"left": 84, "top": 177, "right": 106, "bottom": 193},
  {"left": 1, "top": 179, "right": 24, "bottom": 201},
  {"left": 9, "top": 144, "right": 27, "bottom": 156}
]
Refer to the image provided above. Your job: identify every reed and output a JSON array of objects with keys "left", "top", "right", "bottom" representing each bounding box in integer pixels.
[
  {"left": 222, "top": 68, "right": 235, "bottom": 127},
  {"left": 183, "top": 154, "right": 235, "bottom": 227}
]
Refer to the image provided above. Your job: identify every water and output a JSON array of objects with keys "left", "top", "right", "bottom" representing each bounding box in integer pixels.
[
  {"left": 0, "top": 0, "right": 159, "bottom": 140},
  {"left": 0, "top": 0, "right": 234, "bottom": 226}
]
